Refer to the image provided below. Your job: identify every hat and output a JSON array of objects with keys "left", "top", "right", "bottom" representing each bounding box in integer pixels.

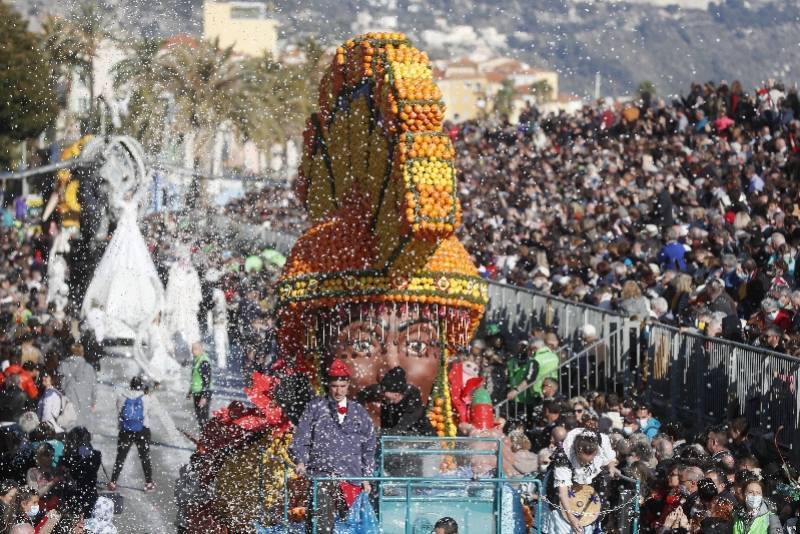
[
  {"left": 580, "top": 324, "right": 597, "bottom": 338},
  {"left": 380, "top": 366, "right": 407, "bottom": 393},
  {"left": 18, "top": 411, "right": 40, "bottom": 434},
  {"left": 470, "top": 387, "right": 494, "bottom": 430},
  {"left": 644, "top": 224, "right": 659, "bottom": 237},
  {"left": 512, "top": 450, "right": 539, "bottom": 475},
  {"left": 276, "top": 34, "right": 488, "bottom": 392},
  {"left": 327, "top": 359, "right": 351, "bottom": 380}
]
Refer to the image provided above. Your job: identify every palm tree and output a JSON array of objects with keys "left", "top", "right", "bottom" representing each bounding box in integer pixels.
[
  {"left": 112, "top": 37, "right": 169, "bottom": 153},
  {"left": 41, "top": 2, "right": 109, "bottom": 125},
  {"left": 155, "top": 38, "right": 244, "bottom": 203}
]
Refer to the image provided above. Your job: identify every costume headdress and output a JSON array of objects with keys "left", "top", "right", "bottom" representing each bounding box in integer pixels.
[{"left": 276, "top": 33, "right": 488, "bottom": 435}]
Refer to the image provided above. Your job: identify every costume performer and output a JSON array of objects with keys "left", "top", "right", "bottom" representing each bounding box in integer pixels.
[{"left": 290, "top": 359, "right": 376, "bottom": 534}]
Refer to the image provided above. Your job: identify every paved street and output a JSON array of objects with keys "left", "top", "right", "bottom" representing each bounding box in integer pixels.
[{"left": 91, "top": 349, "right": 245, "bottom": 533}]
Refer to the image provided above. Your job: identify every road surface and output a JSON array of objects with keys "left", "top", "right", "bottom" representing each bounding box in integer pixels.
[{"left": 89, "top": 350, "right": 245, "bottom": 533}]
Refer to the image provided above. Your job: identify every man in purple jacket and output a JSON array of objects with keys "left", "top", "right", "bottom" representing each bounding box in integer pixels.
[{"left": 291, "top": 358, "right": 376, "bottom": 533}]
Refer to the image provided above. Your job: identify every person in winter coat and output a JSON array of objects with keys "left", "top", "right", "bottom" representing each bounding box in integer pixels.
[
  {"left": 84, "top": 496, "right": 117, "bottom": 534},
  {"left": 35, "top": 373, "right": 63, "bottom": 434},
  {"left": 731, "top": 480, "right": 782, "bottom": 534},
  {"left": 107, "top": 377, "right": 155, "bottom": 492},
  {"left": 56, "top": 344, "right": 96, "bottom": 430},
  {"left": 1, "top": 352, "right": 39, "bottom": 400},
  {"left": 628, "top": 403, "right": 660, "bottom": 441},
  {"left": 61, "top": 427, "right": 101, "bottom": 517},
  {"left": 0, "top": 375, "right": 28, "bottom": 423},
  {"left": 290, "top": 359, "right": 376, "bottom": 534},
  {"left": 357, "top": 366, "right": 433, "bottom": 436}
]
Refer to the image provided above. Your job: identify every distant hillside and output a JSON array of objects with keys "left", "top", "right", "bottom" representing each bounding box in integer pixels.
[{"left": 10, "top": 0, "right": 800, "bottom": 96}]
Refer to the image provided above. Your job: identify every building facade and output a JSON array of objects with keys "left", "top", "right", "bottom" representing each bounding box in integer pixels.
[{"left": 203, "top": 1, "right": 278, "bottom": 58}]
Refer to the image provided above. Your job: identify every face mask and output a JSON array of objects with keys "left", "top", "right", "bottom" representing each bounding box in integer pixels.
[
  {"left": 27, "top": 505, "right": 39, "bottom": 518},
  {"left": 539, "top": 464, "right": 549, "bottom": 473},
  {"left": 639, "top": 418, "right": 649, "bottom": 427},
  {"left": 746, "top": 495, "right": 762, "bottom": 510}
]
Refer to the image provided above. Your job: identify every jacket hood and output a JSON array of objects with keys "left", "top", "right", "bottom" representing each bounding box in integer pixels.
[{"left": 120, "top": 387, "right": 145, "bottom": 400}]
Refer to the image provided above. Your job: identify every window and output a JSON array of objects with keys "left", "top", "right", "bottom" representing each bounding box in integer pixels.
[{"left": 230, "top": 4, "right": 266, "bottom": 19}]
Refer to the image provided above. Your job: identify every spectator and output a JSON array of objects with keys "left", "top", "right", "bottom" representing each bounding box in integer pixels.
[
  {"left": 57, "top": 344, "right": 96, "bottom": 429},
  {"left": 433, "top": 517, "right": 458, "bottom": 534},
  {"left": 1, "top": 479, "right": 18, "bottom": 532},
  {"left": 36, "top": 372, "right": 63, "bottom": 434},
  {"left": 731, "top": 479, "right": 781, "bottom": 534},
  {"left": 61, "top": 427, "right": 101, "bottom": 517},
  {"left": 1, "top": 353, "right": 38, "bottom": 401},
  {"left": 0, "top": 375, "right": 27, "bottom": 424},
  {"left": 108, "top": 376, "right": 155, "bottom": 493}
]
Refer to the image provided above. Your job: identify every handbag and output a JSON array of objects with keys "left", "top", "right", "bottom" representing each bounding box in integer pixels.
[
  {"left": 334, "top": 492, "right": 379, "bottom": 534},
  {"left": 98, "top": 464, "right": 124, "bottom": 514}
]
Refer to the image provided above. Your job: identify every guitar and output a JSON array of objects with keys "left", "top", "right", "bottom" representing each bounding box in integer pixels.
[{"left": 563, "top": 484, "right": 602, "bottom": 527}]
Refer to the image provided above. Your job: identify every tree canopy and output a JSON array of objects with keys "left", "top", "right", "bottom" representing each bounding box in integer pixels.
[{"left": 0, "top": 1, "right": 57, "bottom": 167}]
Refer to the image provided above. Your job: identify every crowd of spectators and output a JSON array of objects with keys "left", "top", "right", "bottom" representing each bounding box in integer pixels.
[
  {"left": 459, "top": 325, "right": 800, "bottom": 533},
  {"left": 453, "top": 80, "right": 800, "bottom": 356},
  {"left": 0, "top": 221, "right": 114, "bottom": 533},
  {"left": 220, "top": 80, "right": 800, "bottom": 357}
]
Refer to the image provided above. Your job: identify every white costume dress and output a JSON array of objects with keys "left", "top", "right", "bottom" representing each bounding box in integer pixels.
[
  {"left": 163, "top": 252, "right": 202, "bottom": 352},
  {"left": 135, "top": 318, "right": 182, "bottom": 384},
  {"left": 46, "top": 229, "right": 72, "bottom": 313},
  {"left": 211, "top": 287, "right": 229, "bottom": 369},
  {"left": 81, "top": 192, "right": 164, "bottom": 341}
]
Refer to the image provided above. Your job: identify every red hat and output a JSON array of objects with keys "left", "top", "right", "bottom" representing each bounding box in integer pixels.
[{"left": 328, "top": 359, "right": 351, "bottom": 379}]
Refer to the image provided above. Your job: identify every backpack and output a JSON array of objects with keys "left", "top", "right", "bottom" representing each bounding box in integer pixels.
[
  {"left": 56, "top": 392, "right": 77, "bottom": 430},
  {"left": 120, "top": 396, "right": 145, "bottom": 432}
]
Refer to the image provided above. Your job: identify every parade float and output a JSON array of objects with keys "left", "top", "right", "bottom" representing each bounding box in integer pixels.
[{"left": 184, "top": 33, "right": 503, "bottom": 533}]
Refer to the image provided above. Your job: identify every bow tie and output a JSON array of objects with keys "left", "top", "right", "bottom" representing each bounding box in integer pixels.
[{"left": 337, "top": 406, "right": 347, "bottom": 415}]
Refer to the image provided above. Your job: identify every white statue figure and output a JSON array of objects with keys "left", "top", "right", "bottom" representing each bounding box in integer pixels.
[
  {"left": 163, "top": 245, "right": 203, "bottom": 361},
  {"left": 206, "top": 269, "right": 229, "bottom": 369},
  {"left": 134, "top": 312, "right": 183, "bottom": 385},
  {"left": 81, "top": 188, "right": 165, "bottom": 342}
]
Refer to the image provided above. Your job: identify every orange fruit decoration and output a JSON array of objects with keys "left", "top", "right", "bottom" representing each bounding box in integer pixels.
[{"left": 278, "top": 33, "right": 488, "bottom": 401}]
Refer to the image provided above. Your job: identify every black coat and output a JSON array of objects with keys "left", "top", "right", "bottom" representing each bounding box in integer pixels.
[
  {"left": 0, "top": 387, "right": 27, "bottom": 423},
  {"left": 62, "top": 445, "right": 102, "bottom": 516},
  {"left": 358, "top": 384, "right": 433, "bottom": 436}
]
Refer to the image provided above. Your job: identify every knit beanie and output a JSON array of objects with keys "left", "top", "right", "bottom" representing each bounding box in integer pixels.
[{"left": 380, "top": 366, "right": 407, "bottom": 394}]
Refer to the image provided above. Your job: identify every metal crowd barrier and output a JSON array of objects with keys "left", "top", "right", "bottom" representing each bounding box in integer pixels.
[
  {"left": 644, "top": 322, "right": 800, "bottom": 456},
  {"left": 217, "top": 222, "right": 800, "bottom": 458},
  {"left": 310, "top": 475, "right": 543, "bottom": 534},
  {"left": 484, "top": 282, "right": 632, "bottom": 347}
]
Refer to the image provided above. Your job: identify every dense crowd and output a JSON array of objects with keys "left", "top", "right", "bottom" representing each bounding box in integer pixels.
[
  {"left": 222, "top": 80, "right": 800, "bottom": 357},
  {"left": 0, "top": 211, "right": 279, "bottom": 534},
  {"left": 454, "top": 324, "right": 800, "bottom": 533},
  {"left": 6, "top": 78, "right": 800, "bottom": 532},
  {"left": 0, "top": 221, "right": 115, "bottom": 534},
  {"left": 454, "top": 81, "right": 800, "bottom": 356}
]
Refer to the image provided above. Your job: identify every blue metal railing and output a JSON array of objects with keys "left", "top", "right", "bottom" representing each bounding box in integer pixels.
[{"left": 310, "top": 475, "right": 544, "bottom": 534}]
